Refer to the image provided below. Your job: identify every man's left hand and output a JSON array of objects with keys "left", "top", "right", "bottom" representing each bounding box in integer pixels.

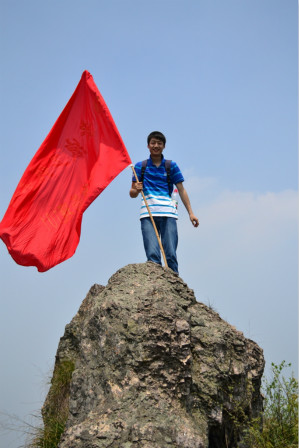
[{"left": 190, "top": 214, "right": 199, "bottom": 227}]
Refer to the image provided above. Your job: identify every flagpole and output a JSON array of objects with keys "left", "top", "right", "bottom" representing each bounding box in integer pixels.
[{"left": 130, "top": 164, "right": 168, "bottom": 268}]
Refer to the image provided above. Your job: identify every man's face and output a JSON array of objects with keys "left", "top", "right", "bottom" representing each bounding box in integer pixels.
[{"left": 148, "top": 138, "right": 165, "bottom": 157}]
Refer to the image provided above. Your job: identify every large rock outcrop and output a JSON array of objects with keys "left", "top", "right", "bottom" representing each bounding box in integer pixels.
[{"left": 42, "top": 262, "right": 264, "bottom": 448}]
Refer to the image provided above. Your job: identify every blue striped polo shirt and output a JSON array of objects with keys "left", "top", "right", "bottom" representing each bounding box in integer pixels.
[{"left": 132, "top": 156, "right": 184, "bottom": 219}]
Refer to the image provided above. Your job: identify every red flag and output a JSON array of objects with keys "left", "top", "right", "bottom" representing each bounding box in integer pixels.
[{"left": 0, "top": 70, "right": 132, "bottom": 272}]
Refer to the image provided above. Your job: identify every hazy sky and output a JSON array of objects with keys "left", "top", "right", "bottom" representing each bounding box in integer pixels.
[{"left": 0, "top": 1, "right": 297, "bottom": 447}]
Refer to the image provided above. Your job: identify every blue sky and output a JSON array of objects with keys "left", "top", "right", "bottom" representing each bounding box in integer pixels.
[{"left": 0, "top": 1, "right": 297, "bottom": 447}]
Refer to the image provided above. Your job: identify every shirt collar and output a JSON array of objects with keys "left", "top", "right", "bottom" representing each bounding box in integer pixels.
[{"left": 148, "top": 155, "right": 165, "bottom": 167}]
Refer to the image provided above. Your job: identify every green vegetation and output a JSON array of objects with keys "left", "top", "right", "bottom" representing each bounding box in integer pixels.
[
  {"left": 245, "top": 361, "right": 298, "bottom": 448},
  {"left": 26, "top": 359, "right": 75, "bottom": 448}
]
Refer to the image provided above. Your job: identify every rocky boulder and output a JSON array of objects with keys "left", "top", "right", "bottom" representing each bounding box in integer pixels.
[{"left": 42, "top": 262, "right": 264, "bottom": 448}]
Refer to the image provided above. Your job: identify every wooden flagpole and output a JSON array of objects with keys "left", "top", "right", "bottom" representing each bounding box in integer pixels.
[{"left": 130, "top": 164, "right": 168, "bottom": 268}]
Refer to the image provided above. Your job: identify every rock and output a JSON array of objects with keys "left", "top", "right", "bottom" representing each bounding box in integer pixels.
[{"left": 42, "top": 262, "right": 264, "bottom": 448}]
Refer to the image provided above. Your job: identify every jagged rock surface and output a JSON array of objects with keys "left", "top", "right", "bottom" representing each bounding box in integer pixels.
[{"left": 43, "top": 262, "right": 264, "bottom": 448}]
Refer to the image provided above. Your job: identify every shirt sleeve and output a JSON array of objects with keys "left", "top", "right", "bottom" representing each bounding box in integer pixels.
[
  {"left": 132, "top": 162, "right": 142, "bottom": 182},
  {"left": 171, "top": 162, "right": 184, "bottom": 185}
]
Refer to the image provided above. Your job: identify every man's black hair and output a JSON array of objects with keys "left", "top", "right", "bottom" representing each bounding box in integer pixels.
[{"left": 147, "top": 131, "right": 166, "bottom": 145}]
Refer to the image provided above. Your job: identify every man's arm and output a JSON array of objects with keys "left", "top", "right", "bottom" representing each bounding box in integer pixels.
[
  {"left": 129, "top": 181, "right": 143, "bottom": 198},
  {"left": 176, "top": 182, "right": 199, "bottom": 227}
]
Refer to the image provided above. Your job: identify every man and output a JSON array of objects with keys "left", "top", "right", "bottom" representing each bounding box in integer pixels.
[{"left": 130, "top": 131, "right": 199, "bottom": 274}]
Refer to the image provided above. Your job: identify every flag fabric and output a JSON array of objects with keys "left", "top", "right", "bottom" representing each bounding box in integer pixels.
[{"left": 0, "top": 70, "right": 132, "bottom": 272}]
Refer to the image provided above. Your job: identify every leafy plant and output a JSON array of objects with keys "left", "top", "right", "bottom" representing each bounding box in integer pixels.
[{"left": 245, "top": 361, "right": 298, "bottom": 448}]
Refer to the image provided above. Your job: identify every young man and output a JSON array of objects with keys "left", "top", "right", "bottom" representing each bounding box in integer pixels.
[{"left": 130, "top": 131, "right": 199, "bottom": 273}]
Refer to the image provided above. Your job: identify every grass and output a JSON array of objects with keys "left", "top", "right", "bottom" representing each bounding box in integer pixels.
[{"left": 25, "top": 359, "right": 75, "bottom": 448}]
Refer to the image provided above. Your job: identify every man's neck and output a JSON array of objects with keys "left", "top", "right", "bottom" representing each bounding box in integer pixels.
[{"left": 150, "top": 154, "right": 163, "bottom": 167}]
